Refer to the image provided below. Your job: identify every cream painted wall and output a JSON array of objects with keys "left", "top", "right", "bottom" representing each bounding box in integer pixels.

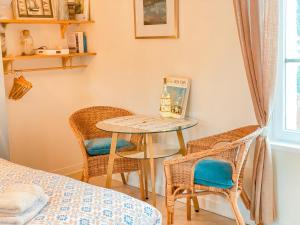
[
  {"left": 85, "top": 0, "right": 256, "bottom": 223},
  {"left": 272, "top": 148, "right": 300, "bottom": 225},
  {"left": 3, "top": 1, "right": 298, "bottom": 225},
  {"left": 87, "top": 0, "right": 256, "bottom": 132},
  {"left": 4, "top": 24, "right": 94, "bottom": 172}
]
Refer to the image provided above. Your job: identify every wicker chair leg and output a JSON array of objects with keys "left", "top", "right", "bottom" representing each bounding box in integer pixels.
[
  {"left": 80, "top": 171, "right": 84, "bottom": 181},
  {"left": 81, "top": 170, "right": 89, "bottom": 183},
  {"left": 192, "top": 197, "right": 200, "bottom": 212},
  {"left": 187, "top": 196, "right": 192, "bottom": 221},
  {"left": 138, "top": 167, "right": 145, "bottom": 200},
  {"left": 167, "top": 208, "right": 174, "bottom": 225},
  {"left": 229, "top": 192, "right": 245, "bottom": 225},
  {"left": 167, "top": 212, "right": 171, "bottom": 225},
  {"left": 121, "top": 173, "right": 127, "bottom": 185}
]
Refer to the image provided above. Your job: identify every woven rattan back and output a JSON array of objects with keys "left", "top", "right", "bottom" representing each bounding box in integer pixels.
[
  {"left": 209, "top": 125, "right": 261, "bottom": 185},
  {"left": 187, "top": 125, "right": 261, "bottom": 188},
  {"left": 69, "top": 106, "right": 133, "bottom": 140}
]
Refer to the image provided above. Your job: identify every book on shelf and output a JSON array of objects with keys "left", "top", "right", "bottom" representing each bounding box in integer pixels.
[
  {"left": 67, "top": 32, "right": 88, "bottom": 53},
  {"left": 160, "top": 76, "right": 191, "bottom": 119}
]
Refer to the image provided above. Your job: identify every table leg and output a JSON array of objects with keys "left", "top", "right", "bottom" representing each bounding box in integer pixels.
[
  {"left": 142, "top": 134, "right": 149, "bottom": 199},
  {"left": 138, "top": 161, "right": 145, "bottom": 200},
  {"left": 177, "top": 129, "right": 200, "bottom": 212},
  {"left": 177, "top": 129, "right": 187, "bottom": 156},
  {"left": 146, "top": 133, "right": 156, "bottom": 206},
  {"left": 143, "top": 160, "right": 149, "bottom": 199},
  {"left": 105, "top": 132, "right": 118, "bottom": 188}
]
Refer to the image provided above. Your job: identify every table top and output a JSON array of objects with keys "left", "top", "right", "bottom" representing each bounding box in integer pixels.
[{"left": 96, "top": 115, "right": 198, "bottom": 134}]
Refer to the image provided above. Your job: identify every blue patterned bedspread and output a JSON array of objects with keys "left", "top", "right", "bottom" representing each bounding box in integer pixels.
[{"left": 0, "top": 159, "right": 162, "bottom": 225}]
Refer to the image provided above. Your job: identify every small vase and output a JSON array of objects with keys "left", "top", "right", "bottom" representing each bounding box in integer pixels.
[{"left": 20, "top": 30, "right": 34, "bottom": 56}]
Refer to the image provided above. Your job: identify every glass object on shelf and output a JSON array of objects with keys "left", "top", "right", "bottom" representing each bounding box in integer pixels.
[
  {"left": 160, "top": 78, "right": 171, "bottom": 118},
  {"left": 57, "top": 0, "right": 69, "bottom": 20},
  {"left": 0, "top": 0, "right": 12, "bottom": 19},
  {"left": 20, "top": 30, "right": 34, "bottom": 56},
  {"left": 67, "top": 0, "right": 76, "bottom": 20}
]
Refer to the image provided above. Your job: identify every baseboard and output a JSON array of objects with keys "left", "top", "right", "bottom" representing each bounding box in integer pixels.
[{"left": 52, "top": 162, "right": 83, "bottom": 176}]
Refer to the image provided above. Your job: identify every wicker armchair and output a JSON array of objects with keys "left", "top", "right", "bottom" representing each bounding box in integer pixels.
[
  {"left": 69, "top": 106, "right": 144, "bottom": 197},
  {"left": 164, "top": 125, "right": 262, "bottom": 225}
]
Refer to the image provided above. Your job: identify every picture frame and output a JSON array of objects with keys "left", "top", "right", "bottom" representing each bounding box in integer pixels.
[
  {"left": 134, "top": 0, "right": 179, "bottom": 39},
  {"left": 74, "top": 0, "right": 90, "bottom": 21},
  {"left": 12, "top": 0, "right": 55, "bottom": 19}
]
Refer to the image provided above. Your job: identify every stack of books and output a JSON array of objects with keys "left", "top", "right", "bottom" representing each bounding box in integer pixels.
[{"left": 67, "top": 32, "right": 88, "bottom": 53}]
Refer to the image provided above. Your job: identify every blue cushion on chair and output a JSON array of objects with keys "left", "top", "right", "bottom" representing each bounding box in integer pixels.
[
  {"left": 194, "top": 159, "right": 234, "bottom": 189},
  {"left": 84, "top": 138, "right": 134, "bottom": 156}
]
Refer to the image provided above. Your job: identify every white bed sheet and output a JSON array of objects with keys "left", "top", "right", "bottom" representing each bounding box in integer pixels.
[{"left": 0, "top": 159, "right": 162, "bottom": 225}]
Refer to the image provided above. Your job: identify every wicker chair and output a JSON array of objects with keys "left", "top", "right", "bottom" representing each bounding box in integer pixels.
[
  {"left": 69, "top": 106, "right": 145, "bottom": 198},
  {"left": 164, "top": 125, "right": 262, "bottom": 225}
]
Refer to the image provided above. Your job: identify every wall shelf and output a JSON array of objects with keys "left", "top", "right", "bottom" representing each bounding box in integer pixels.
[
  {"left": 0, "top": 19, "right": 95, "bottom": 24},
  {"left": 0, "top": 19, "right": 95, "bottom": 38},
  {"left": 3, "top": 52, "right": 97, "bottom": 74}
]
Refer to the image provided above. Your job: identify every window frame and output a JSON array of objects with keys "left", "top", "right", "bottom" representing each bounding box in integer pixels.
[{"left": 272, "top": 0, "right": 300, "bottom": 144}]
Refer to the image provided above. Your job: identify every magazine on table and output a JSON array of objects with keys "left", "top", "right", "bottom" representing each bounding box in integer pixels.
[{"left": 160, "top": 76, "right": 191, "bottom": 119}]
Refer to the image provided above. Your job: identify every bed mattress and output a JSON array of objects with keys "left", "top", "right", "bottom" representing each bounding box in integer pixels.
[{"left": 0, "top": 159, "right": 162, "bottom": 225}]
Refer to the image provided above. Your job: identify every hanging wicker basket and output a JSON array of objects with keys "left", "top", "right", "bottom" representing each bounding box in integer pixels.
[{"left": 9, "top": 75, "right": 32, "bottom": 100}]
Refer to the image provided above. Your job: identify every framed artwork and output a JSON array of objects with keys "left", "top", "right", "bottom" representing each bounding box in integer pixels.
[
  {"left": 12, "top": 0, "right": 54, "bottom": 19},
  {"left": 134, "top": 0, "right": 179, "bottom": 39}
]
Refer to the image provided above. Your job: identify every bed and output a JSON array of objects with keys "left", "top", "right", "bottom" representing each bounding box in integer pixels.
[{"left": 0, "top": 159, "right": 162, "bottom": 225}]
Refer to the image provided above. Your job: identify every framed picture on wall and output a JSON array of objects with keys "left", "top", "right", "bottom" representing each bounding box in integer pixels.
[
  {"left": 12, "top": 0, "right": 55, "bottom": 19},
  {"left": 134, "top": 0, "right": 179, "bottom": 39}
]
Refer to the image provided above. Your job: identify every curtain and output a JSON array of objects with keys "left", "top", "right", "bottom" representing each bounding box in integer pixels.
[{"left": 233, "top": 0, "right": 278, "bottom": 224}]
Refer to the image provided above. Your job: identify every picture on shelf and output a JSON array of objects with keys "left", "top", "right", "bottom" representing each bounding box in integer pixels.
[
  {"left": 12, "top": 0, "right": 54, "bottom": 19},
  {"left": 74, "top": 0, "right": 90, "bottom": 21},
  {"left": 160, "top": 76, "right": 191, "bottom": 119}
]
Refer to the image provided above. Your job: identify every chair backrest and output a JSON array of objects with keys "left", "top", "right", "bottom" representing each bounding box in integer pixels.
[
  {"left": 210, "top": 125, "right": 262, "bottom": 186},
  {"left": 69, "top": 106, "right": 133, "bottom": 141}
]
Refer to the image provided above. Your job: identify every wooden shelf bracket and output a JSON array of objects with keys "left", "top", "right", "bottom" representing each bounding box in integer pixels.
[
  {"left": 60, "top": 24, "right": 68, "bottom": 38},
  {"left": 3, "top": 60, "right": 13, "bottom": 74}
]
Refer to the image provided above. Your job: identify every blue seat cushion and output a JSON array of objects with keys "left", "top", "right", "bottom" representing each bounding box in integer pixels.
[
  {"left": 84, "top": 138, "right": 134, "bottom": 156},
  {"left": 194, "top": 159, "right": 234, "bottom": 189}
]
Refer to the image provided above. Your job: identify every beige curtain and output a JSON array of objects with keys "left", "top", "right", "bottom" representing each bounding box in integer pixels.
[{"left": 233, "top": 0, "right": 278, "bottom": 224}]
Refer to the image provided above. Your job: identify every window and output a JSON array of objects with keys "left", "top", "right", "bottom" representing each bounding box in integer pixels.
[{"left": 272, "top": 0, "right": 300, "bottom": 143}]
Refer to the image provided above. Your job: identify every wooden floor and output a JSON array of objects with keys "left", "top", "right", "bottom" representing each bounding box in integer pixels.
[{"left": 70, "top": 173, "right": 235, "bottom": 225}]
